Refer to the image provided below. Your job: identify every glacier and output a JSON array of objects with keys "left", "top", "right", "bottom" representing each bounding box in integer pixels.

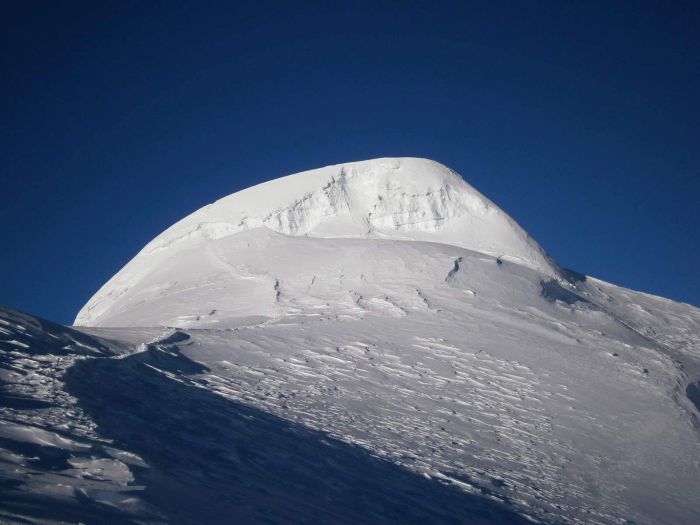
[{"left": 1, "top": 158, "right": 699, "bottom": 524}]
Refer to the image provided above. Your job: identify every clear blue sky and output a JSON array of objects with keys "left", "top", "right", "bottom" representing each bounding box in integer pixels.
[{"left": 2, "top": 1, "right": 699, "bottom": 324}]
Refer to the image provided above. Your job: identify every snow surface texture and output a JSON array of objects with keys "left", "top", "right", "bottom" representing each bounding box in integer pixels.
[
  {"left": 76, "top": 158, "right": 555, "bottom": 327},
  {"left": 2, "top": 158, "right": 699, "bottom": 524}
]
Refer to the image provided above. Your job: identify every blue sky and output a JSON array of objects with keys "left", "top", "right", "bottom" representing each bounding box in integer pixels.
[{"left": 2, "top": 1, "right": 699, "bottom": 324}]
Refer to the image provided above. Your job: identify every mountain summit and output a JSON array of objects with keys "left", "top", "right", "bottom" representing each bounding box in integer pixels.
[{"left": 76, "top": 158, "right": 556, "bottom": 327}]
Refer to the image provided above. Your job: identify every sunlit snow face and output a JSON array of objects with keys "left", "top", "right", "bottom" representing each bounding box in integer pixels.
[{"left": 76, "top": 158, "right": 554, "bottom": 327}]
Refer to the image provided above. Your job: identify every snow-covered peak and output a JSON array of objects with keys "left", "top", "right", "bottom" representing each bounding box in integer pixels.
[
  {"left": 76, "top": 158, "right": 557, "bottom": 327},
  {"left": 141, "top": 158, "right": 550, "bottom": 266}
]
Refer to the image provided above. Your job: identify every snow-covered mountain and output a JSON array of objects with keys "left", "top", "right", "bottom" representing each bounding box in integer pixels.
[
  {"left": 75, "top": 158, "right": 556, "bottom": 327},
  {"left": 2, "top": 158, "right": 699, "bottom": 525}
]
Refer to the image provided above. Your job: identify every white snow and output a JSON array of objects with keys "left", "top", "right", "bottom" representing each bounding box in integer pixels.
[
  {"left": 2, "top": 157, "right": 699, "bottom": 524},
  {"left": 75, "top": 158, "right": 555, "bottom": 327}
]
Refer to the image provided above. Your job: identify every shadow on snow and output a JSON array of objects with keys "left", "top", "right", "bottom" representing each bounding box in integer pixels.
[{"left": 42, "top": 342, "right": 534, "bottom": 525}]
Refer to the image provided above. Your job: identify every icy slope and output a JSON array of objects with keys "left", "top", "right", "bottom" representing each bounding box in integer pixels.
[{"left": 76, "top": 158, "right": 555, "bottom": 327}]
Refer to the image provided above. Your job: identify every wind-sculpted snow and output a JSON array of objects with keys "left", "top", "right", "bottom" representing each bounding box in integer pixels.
[
  {"left": 7, "top": 158, "right": 700, "bottom": 523},
  {"left": 0, "top": 307, "right": 161, "bottom": 523},
  {"left": 0, "top": 306, "right": 531, "bottom": 524},
  {"left": 4, "top": 268, "right": 700, "bottom": 524},
  {"left": 76, "top": 158, "right": 555, "bottom": 327},
  {"left": 62, "top": 335, "right": 531, "bottom": 525}
]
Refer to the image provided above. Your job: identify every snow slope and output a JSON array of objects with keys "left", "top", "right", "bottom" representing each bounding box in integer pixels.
[
  {"left": 76, "top": 158, "right": 556, "bottom": 327},
  {"left": 0, "top": 305, "right": 533, "bottom": 524},
  {"left": 2, "top": 158, "right": 699, "bottom": 524}
]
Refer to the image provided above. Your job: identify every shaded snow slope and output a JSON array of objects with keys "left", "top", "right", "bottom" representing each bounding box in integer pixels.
[
  {"left": 0, "top": 305, "right": 532, "bottom": 525},
  {"left": 76, "top": 158, "right": 555, "bottom": 327}
]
